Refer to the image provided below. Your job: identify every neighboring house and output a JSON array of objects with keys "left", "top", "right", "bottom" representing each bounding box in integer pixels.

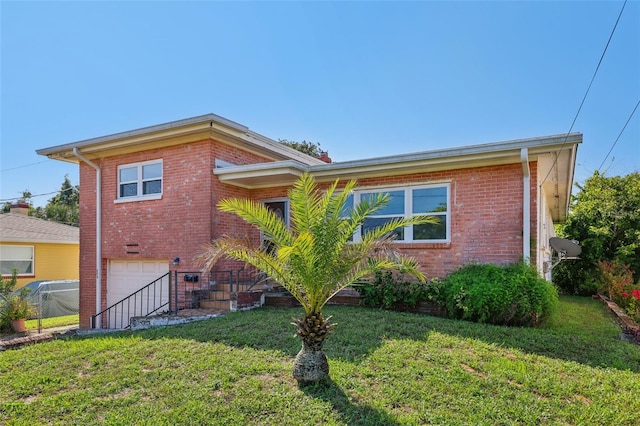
[
  {"left": 36, "top": 113, "right": 581, "bottom": 329},
  {"left": 0, "top": 202, "right": 79, "bottom": 289}
]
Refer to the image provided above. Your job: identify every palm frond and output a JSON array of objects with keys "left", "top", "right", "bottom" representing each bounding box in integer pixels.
[{"left": 198, "top": 172, "right": 431, "bottom": 316}]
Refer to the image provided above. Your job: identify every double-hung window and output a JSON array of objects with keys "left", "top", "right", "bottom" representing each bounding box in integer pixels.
[
  {"left": 117, "top": 160, "right": 163, "bottom": 201},
  {"left": 346, "top": 184, "right": 450, "bottom": 243},
  {"left": 0, "top": 245, "right": 34, "bottom": 276}
]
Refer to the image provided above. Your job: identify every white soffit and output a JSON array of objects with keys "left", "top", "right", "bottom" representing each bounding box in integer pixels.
[{"left": 216, "top": 133, "right": 582, "bottom": 189}]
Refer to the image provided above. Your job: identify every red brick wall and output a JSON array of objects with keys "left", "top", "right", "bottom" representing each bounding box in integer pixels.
[
  {"left": 78, "top": 137, "right": 538, "bottom": 328},
  {"left": 78, "top": 138, "right": 271, "bottom": 328},
  {"left": 245, "top": 162, "right": 538, "bottom": 279}
]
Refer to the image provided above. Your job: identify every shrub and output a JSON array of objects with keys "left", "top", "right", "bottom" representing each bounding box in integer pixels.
[
  {"left": 442, "top": 261, "right": 558, "bottom": 327},
  {"left": 355, "top": 271, "right": 443, "bottom": 309},
  {"left": 0, "top": 269, "right": 20, "bottom": 332},
  {"left": 595, "top": 260, "right": 640, "bottom": 320}
]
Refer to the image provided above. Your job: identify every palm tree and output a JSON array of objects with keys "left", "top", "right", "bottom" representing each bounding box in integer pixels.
[{"left": 197, "top": 173, "right": 436, "bottom": 385}]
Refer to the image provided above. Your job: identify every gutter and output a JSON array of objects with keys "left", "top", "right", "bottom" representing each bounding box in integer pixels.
[
  {"left": 72, "top": 148, "right": 102, "bottom": 328},
  {"left": 521, "top": 148, "right": 531, "bottom": 265}
]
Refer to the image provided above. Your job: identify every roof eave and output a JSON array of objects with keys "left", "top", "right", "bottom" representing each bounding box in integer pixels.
[
  {"left": 216, "top": 133, "right": 583, "bottom": 190},
  {"left": 36, "top": 113, "right": 324, "bottom": 166}
]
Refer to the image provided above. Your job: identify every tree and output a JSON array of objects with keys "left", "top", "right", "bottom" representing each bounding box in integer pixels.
[
  {"left": 2, "top": 191, "right": 33, "bottom": 214},
  {"left": 197, "top": 173, "right": 436, "bottom": 385},
  {"left": 36, "top": 175, "right": 79, "bottom": 226},
  {"left": 554, "top": 171, "right": 640, "bottom": 295},
  {"left": 278, "top": 139, "right": 323, "bottom": 158}
]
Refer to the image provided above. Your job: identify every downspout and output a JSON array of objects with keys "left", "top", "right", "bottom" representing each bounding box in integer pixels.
[
  {"left": 72, "top": 148, "right": 102, "bottom": 328},
  {"left": 521, "top": 148, "right": 531, "bottom": 265}
]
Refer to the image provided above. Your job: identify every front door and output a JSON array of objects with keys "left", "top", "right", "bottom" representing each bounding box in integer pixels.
[{"left": 262, "top": 199, "right": 289, "bottom": 253}]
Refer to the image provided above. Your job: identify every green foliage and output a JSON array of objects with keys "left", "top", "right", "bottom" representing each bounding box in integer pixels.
[
  {"left": 278, "top": 139, "right": 323, "bottom": 158},
  {"left": 441, "top": 262, "right": 558, "bottom": 327},
  {"left": 2, "top": 176, "right": 79, "bottom": 226},
  {"left": 596, "top": 259, "right": 640, "bottom": 318},
  {"left": 34, "top": 175, "right": 79, "bottom": 226},
  {"left": 555, "top": 171, "right": 640, "bottom": 294},
  {"left": 0, "top": 270, "right": 36, "bottom": 329},
  {"left": 355, "top": 271, "right": 444, "bottom": 309},
  {"left": 0, "top": 270, "right": 18, "bottom": 331},
  {"left": 197, "top": 173, "right": 437, "bottom": 317}
]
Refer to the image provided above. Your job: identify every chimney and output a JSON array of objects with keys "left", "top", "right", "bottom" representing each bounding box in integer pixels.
[
  {"left": 318, "top": 150, "right": 332, "bottom": 163},
  {"left": 10, "top": 200, "right": 30, "bottom": 215}
]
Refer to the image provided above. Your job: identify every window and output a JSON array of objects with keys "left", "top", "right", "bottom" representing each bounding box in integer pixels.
[
  {"left": 345, "top": 184, "right": 450, "bottom": 243},
  {"left": 117, "top": 160, "right": 162, "bottom": 201},
  {"left": 1, "top": 245, "right": 34, "bottom": 276}
]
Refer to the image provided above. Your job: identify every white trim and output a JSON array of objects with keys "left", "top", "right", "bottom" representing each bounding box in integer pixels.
[
  {"left": 117, "top": 159, "right": 163, "bottom": 201},
  {"left": 72, "top": 148, "right": 102, "bottom": 327},
  {"left": 0, "top": 244, "right": 35, "bottom": 276},
  {"left": 114, "top": 194, "right": 163, "bottom": 204},
  {"left": 215, "top": 158, "right": 237, "bottom": 168},
  {"left": 521, "top": 148, "right": 531, "bottom": 265},
  {"left": 350, "top": 183, "right": 451, "bottom": 244}
]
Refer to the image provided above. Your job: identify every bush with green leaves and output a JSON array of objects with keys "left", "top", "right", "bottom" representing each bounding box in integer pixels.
[
  {"left": 554, "top": 171, "right": 640, "bottom": 295},
  {"left": 442, "top": 261, "right": 558, "bottom": 326},
  {"left": 355, "top": 270, "right": 444, "bottom": 309},
  {"left": 0, "top": 269, "right": 20, "bottom": 332}
]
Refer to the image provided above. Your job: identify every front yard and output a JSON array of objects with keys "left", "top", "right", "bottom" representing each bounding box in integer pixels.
[{"left": 1, "top": 296, "right": 638, "bottom": 425}]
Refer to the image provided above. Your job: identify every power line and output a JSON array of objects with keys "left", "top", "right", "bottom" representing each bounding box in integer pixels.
[
  {"left": 597, "top": 98, "right": 640, "bottom": 174},
  {"left": 0, "top": 160, "right": 50, "bottom": 173},
  {"left": 539, "top": 0, "right": 628, "bottom": 188},
  {"left": 0, "top": 186, "right": 77, "bottom": 204}
]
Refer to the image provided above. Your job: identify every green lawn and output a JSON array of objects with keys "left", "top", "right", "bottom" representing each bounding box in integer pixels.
[
  {"left": 1, "top": 296, "right": 638, "bottom": 425},
  {"left": 24, "top": 315, "right": 79, "bottom": 331}
]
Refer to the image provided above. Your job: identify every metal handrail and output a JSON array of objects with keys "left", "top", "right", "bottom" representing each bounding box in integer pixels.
[
  {"left": 90, "top": 265, "right": 271, "bottom": 329},
  {"left": 91, "top": 272, "right": 171, "bottom": 329}
]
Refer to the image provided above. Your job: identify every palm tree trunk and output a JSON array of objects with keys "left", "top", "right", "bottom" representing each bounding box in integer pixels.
[
  {"left": 291, "top": 311, "right": 334, "bottom": 385},
  {"left": 292, "top": 340, "right": 330, "bottom": 386}
]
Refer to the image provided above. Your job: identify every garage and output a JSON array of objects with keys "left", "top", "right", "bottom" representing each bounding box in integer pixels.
[{"left": 107, "top": 260, "right": 169, "bottom": 328}]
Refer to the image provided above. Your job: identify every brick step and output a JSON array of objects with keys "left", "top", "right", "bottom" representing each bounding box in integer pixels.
[{"left": 199, "top": 299, "right": 232, "bottom": 310}]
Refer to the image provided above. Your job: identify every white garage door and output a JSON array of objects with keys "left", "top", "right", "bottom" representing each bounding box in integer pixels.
[{"left": 107, "top": 260, "right": 169, "bottom": 328}]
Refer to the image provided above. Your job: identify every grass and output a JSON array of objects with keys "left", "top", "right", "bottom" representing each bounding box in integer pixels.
[
  {"left": 24, "top": 315, "right": 79, "bottom": 331},
  {"left": 1, "top": 296, "right": 638, "bottom": 425}
]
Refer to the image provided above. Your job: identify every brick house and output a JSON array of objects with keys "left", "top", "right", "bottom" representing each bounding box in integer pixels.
[{"left": 37, "top": 113, "right": 581, "bottom": 329}]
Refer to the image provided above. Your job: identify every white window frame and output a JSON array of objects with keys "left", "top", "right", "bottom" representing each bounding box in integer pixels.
[
  {"left": 0, "top": 245, "right": 35, "bottom": 277},
  {"left": 348, "top": 183, "right": 450, "bottom": 243},
  {"left": 116, "top": 160, "right": 163, "bottom": 202}
]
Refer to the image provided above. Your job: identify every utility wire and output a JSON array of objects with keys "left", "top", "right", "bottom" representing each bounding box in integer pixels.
[
  {"left": 0, "top": 186, "right": 77, "bottom": 204},
  {"left": 597, "top": 98, "right": 640, "bottom": 174},
  {"left": 0, "top": 160, "right": 50, "bottom": 173},
  {"left": 539, "top": 0, "right": 627, "bottom": 187}
]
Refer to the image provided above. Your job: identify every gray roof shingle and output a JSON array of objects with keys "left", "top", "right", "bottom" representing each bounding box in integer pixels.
[{"left": 0, "top": 213, "right": 79, "bottom": 244}]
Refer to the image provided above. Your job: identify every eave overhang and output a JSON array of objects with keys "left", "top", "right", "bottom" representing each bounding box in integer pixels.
[
  {"left": 215, "top": 133, "right": 581, "bottom": 222},
  {"left": 36, "top": 114, "right": 325, "bottom": 166}
]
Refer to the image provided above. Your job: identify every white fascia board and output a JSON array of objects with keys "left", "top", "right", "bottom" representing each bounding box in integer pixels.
[
  {"left": 37, "top": 114, "right": 233, "bottom": 157},
  {"left": 214, "top": 160, "right": 309, "bottom": 175},
  {"left": 242, "top": 131, "right": 326, "bottom": 165},
  {"left": 214, "top": 133, "right": 582, "bottom": 188},
  {"left": 36, "top": 113, "right": 324, "bottom": 166}
]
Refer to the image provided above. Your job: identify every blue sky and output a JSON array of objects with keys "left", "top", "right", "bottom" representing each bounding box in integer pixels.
[{"left": 1, "top": 0, "right": 638, "bottom": 207}]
